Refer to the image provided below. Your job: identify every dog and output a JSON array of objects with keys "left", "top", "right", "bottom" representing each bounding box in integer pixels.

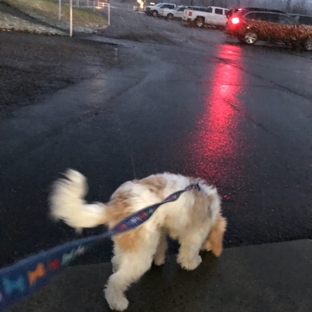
[{"left": 49, "top": 169, "right": 227, "bottom": 311}]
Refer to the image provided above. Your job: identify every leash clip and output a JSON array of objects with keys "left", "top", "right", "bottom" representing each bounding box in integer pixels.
[{"left": 194, "top": 183, "right": 201, "bottom": 191}]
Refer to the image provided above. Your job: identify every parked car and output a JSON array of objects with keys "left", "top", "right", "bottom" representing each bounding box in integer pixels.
[
  {"left": 183, "top": 6, "right": 229, "bottom": 28},
  {"left": 226, "top": 10, "right": 312, "bottom": 50},
  {"left": 159, "top": 5, "right": 189, "bottom": 20},
  {"left": 289, "top": 13, "right": 312, "bottom": 26},
  {"left": 225, "top": 7, "right": 286, "bottom": 28},
  {"left": 226, "top": 7, "right": 285, "bottom": 19},
  {"left": 145, "top": 3, "right": 177, "bottom": 17}
]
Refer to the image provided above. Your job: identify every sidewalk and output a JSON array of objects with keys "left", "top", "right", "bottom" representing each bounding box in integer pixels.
[{"left": 6, "top": 239, "right": 312, "bottom": 312}]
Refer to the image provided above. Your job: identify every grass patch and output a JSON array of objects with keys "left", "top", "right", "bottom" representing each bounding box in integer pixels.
[{"left": 2, "top": 0, "right": 107, "bottom": 30}]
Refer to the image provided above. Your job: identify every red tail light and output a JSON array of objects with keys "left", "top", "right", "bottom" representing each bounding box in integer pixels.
[
  {"left": 188, "top": 11, "right": 192, "bottom": 16},
  {"left": 231, "top": 17, "right": 240, "bottom": 24}
]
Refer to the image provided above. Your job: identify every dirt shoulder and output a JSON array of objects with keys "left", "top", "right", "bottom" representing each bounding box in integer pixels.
[
  {"left": 0, "top": 32, "right": 117, "bottom": 114},
  {"left": 0, "top": 1, "right": 107, "bottom": 34}
]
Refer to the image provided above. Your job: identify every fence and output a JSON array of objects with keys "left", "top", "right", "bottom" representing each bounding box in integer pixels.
[{"left": 55, "top": 0, "right": 110, "bottom": 36}]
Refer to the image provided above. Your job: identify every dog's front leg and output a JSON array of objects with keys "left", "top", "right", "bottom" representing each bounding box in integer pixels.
[
  {"left": 177, "top": 234, "right": 203, "bottom": 271},
  {"left": 105, "top": 252, "right": 153, "bottom": 311},
  {"left": 153, "top": 229, "right": 167, "bottom": 266}
]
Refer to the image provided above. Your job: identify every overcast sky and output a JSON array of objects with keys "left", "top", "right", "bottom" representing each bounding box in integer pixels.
[{"left": 237, "top": 0, "right": 312, "bottom": 10}]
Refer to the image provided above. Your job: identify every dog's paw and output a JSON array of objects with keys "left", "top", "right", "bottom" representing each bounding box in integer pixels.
[
  {"left": 104, "top": 288, "right": 129, "bottom": 311},
  {"left": 109, "top": 297, "right": 129, "bottom": 311},
  {"left": 203, "top": 240, "right": 212, "bottom": 251},
  {"left": 154, "top": 256, "right": 165, "bottom": 266},
  {"left": 153, "top": 253, "right": 166, "bottom": 266},
  {"left": 177, "top": 255, "right": 202, "bottom": 271}
]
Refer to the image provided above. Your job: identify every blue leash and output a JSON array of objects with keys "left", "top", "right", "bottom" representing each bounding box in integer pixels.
[{"left": 0, "top": 183, "right": 200, "bottom": 311}]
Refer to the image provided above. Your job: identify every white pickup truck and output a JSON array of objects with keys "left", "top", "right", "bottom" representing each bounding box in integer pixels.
[
  {"left": 159, "top": 5, "right": 190, "bottom": 20},
  {"left": 182, "top": 6, "right": 229, "bottom": 28},
  {"left": 145, "top": 3, "right": 177, "bottom": 17}
]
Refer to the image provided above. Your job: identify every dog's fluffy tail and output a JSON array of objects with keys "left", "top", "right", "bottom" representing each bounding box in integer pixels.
[{"left": 49, "top": 169, "right": 107, "bottom": 232}]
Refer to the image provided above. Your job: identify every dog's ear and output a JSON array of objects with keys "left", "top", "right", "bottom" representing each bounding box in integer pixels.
[{"left": 204, "top": 214, "right": 227, "bottom": 257}]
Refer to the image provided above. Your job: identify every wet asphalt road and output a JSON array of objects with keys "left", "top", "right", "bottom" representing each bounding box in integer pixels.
[{"left": 1, "top": 27, "right": 312, "bottom": 267}]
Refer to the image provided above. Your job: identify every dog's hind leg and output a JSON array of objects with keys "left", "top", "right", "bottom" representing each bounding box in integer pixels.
[
  {"left": 177, "top": 230, "right": 206, "bottom": 271},
  {"left": 104, "top": 252, "right": 153, "bottom": 311},
  {"left": 111, "top": 255, "right": 120, "bottom": 273},
  {"left": 153, "top": 229, "right": 167, "bottom": 266},
  {"left": 203, "top": 214, "right": 227, "bottom": 257}
]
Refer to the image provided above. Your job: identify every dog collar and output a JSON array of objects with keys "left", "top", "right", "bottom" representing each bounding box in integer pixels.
[
  {"left": 185, "top": 183, "right": 201, "bottom": 192},
  {"left": 194, "top": 183, "right": 201, "bottom": 191}
]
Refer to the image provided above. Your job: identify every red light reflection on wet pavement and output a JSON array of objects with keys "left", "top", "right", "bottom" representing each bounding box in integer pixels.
[{"left": 186, "top": 45, "right": 244, "bottom": 183}]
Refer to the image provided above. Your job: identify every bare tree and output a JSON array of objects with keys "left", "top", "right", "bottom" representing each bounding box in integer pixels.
[
  {"left": 218, "top": 0, "right": 230, "bottom": 7},
  {"left": 291, "top": 0, "right": 308, "bottom": 14},
  {"left": 286, "top": 0, "right": 292, "bottom": 12}
]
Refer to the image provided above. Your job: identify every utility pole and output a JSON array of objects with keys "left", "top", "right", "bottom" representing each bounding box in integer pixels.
[
  {"left": 69, "top": 0, "right": 73, "bottom": 37},
  {"left": 59, "top": 0, "right": 61, "bottom": 20}
]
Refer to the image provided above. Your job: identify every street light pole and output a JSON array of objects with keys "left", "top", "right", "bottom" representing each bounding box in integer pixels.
[
  {"left": 58, "top": 0, "right": 61, "bottom": 20},
  {"left": 69, "top": 0, "right": 73, "bottom": 37},
  {"left": 108, "top": 3, "right": 110, "bottom": 26}
]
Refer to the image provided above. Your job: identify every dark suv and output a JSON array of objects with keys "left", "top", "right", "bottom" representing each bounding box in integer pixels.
[
  {"left": 289, "top": 14, "right": 312, "bottom": 26},
  {"left": 226, "top": 7, "right": 285, "bottom": 18},
  {"left": 226, "top": 10, "right": 312, "bottom": 51}
]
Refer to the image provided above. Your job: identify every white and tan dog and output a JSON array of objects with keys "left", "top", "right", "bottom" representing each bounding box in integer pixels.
[{"left": 49, "top": 169, "right": 227, "bottom": 311}]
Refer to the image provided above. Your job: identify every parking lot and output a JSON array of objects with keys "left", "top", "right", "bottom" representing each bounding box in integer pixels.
[
  {"left": 99, "top": 3, "right": 229, "bottom": 46},
  {"left": 98, "top": 2, "right": 312, "bottom": 56}
]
